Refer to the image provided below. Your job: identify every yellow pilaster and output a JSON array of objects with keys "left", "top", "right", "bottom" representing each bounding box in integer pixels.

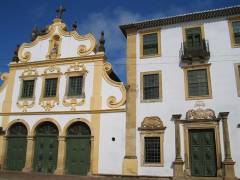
[
  {"left": 0, "top": 68, "right": 16, "bottom": 169},
  {"left": 123, "top": 29, "right": 138, "bottom": 175},
  {"left": 0, "top": 136, "right": 7, "bottom": 169},
  {"left": 54, "top": 136, "right": 66, "bottom": 175},
  {"left": 91, "top": 59, "right": 103, "bottom": 174},
  {"left": 23, "top": 136, "right": 34, "bottom": 172}
]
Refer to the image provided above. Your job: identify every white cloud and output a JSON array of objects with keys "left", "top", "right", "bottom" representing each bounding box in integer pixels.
[{"left": 77, "top": 8, "right": 142, "bottom": 82}]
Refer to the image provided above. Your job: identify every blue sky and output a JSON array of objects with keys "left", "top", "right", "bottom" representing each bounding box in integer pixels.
[{"left": 0, "top": 0, "right": 238, "bottom": 82}]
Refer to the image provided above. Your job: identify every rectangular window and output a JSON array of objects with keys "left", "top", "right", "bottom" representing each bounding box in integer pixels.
[
  {"left": 184, "top": 65, "right": 212, "bottom": 100},
  {"left": 187, "top": 69, "right": 209, "bottom": 97},
  {"left": 68, "top": 76, "right": 83, "bottom": 97},
  {"left": 143, "top": 33, "right": 158, "bottom": 56},
  {"left": 44, "top": 78, "right": 58, "bottom": 97},
  {"left": 21, "top": 80, "right": 35, "bottom": 98},
  {"left": 235, "top": 64, "right": 240, "bottom": 96},
  {"left": 232, "top": 21, "right": 240, "bottom": 45},
  {"left": 185, "top": 27, "right": 202, "bottom": 48},
  {"left": 143, "top": 74, "right": 159, "bottom": 100},
  {"left": 140, "top": 30, "right": 161, "bottom": 58},
  {"left": 144, "top": 137, "right": 161, "bottom": 164}
]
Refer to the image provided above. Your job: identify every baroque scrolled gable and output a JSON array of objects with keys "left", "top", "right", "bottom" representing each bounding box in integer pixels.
[{"left": 17, "top": 18, "right": 97, "bottom": 63}]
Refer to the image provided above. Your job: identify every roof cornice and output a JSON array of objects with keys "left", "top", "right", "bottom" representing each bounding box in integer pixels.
[{"left": 119, "top": 5, "right": 240, "bottom": 37}]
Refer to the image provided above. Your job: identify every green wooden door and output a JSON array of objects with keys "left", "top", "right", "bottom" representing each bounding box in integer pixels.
[
  {"left": 189, "top": 129, "right": 217, "bottom": 177},
  {"left": 33, "top": 122, "right": 58, "bottom": 174},
  {"left": 5, "top": 123, "right": 27, "bottom": 171},
  {"left": 65, "top": 122, "right": 91, "bottom": 175}
]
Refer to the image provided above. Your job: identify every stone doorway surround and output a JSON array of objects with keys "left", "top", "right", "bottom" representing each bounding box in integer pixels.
[{"left": 171, "top": 102, "right": 237, "bottom": 180}]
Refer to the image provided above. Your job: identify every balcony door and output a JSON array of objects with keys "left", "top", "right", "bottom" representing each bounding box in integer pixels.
[{"left": 186, "top": 27, "right": 202, "bottom": 48}]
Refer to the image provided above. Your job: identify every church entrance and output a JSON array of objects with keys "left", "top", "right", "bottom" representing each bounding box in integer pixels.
[
  {"left": 33, "top": 122, "right": 59, "bottom": 174},
  {"left": 189, "top": 129, "right": 217, "bottom": 177},
  {"left": 65, "top": 122, "right": 91, "bottom": 175},
  {"left": 5, "top": 123, "right": 27, "bottom": 171}
]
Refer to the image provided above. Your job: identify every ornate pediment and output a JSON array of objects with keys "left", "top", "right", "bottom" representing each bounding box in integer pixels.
[
  {"left": 186, "top": 101, "right": 216, "bottom": 120},
  {"left": 140, "top": 116, "right": 165, "bottom": 130},
  {"left": 18, "top": 18, "right": 97, "bottom": 62}
]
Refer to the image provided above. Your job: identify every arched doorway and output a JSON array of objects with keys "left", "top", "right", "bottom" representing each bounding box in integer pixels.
[
  {"left": 33, "top": 122, "right": 59, "bottom": 174},
  {"left": 65, "top": 122, "right": 91, "bottom": 175},
  {"left": 5, "top": 122, "right": 27, "bottom": 171}
]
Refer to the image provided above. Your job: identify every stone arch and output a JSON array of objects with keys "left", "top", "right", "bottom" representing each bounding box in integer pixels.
[
  {"left": 6, "top": 119, "right": 30, "bottom": 136},
  {"left": 30, "top": 118, "right": 62, "bottom": 136},
  {"left": 62, "top": 118, "right": 93, "bottom": 137}
]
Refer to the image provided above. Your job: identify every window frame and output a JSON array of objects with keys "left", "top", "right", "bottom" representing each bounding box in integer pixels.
[
  {"left": 234, "top": 63, "right": 240, "bottom": 97},
  {"left": 140, "top": 29, "right": 161, "bottom": 59},
  {"left": 140, "top": 71, "right": 162, "bottom": 103},
  {"left": 40, "top": 73, "right": 61, "bottom": 102},
  {"left": 139, "top": 116, "right": 165, "bottom": 167},
  {"left": 65, "top": 71, "right": 86, "bottom": 98},
  {"left": 184, "top": 64, "right": 212, "bottom": 100},
  {"left": 228, "top": 16, "right": 240, "bottom": 48},
  {"left": 182, "top": 24, "right": 205, "bottom": 44},
  {"left": 19, "top": 75, "right": 37, "bottom": 101}
]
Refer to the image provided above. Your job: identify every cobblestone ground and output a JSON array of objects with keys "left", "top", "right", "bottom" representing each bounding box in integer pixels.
[{"left": 0, "top": 171, "right": 171, "bottom": 180}]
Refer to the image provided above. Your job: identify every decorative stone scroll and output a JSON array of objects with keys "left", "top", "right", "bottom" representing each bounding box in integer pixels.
[
  {"left": 17, "top": 101, "right": 35, "bottom": 112},
  {"left": 66, "top": 62, "right": 87, "bottom": 73},
  {"left": 21, "top": 66, "right": 38, "bottom": 77},
  {"left": 43, "top": 65, "right": 61, "bottom": 75},
  {"left": 140, "top": 116, "right": 165, "bottom": 130}
]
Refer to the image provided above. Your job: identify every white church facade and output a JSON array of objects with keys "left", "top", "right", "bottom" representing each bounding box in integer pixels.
[{"left": 0, "top": 5, "right": 240, "bottom": 180}]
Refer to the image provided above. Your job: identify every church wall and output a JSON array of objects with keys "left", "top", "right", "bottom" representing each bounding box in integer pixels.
[
  {"left": 11, "top": 62, "right": 95, "bottom": 112},
  {"left": 98, "top": 112, "right": 126, "bottom": 175},
  {"left": 135, "top": 17, "right": 240, "bottom": 176}
]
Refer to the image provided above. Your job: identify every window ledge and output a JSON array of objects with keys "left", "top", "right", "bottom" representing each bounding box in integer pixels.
[
  {"left": 186, "top": 95, "right": 212, "bottom": 100},
  {"left": 140, "top": 54, "right": 161, "bottom": 59},
  {"left": 142, "top": 163, "right": 164, "bottom": 167},
  {"left": 141, "top": 98, "right": 162, "bottom": 103}
]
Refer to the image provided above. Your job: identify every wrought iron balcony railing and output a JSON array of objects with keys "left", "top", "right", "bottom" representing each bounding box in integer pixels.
[{"left": 180, "top": 39, "right": 210, "bottom": 64}]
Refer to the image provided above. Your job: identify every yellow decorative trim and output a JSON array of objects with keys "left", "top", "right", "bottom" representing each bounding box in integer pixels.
[
  {"left": 0, "top": 108, "right": 126, "bottom": 116},
  {"left": 63, "top": 63, "right": 87, "bottom": 110},
  {"left": 140, "top": 70, "right": 162, "bottom": 103},
  {"left": 2, "top": 69, "right": 16, "bottom": 129},
  {"left": 140, "top": 29, "right": 161, "bottom": 59},
  {"left": 91, "top": 60, "right": 104, "bottom": 174},
  {"left": 0, "top": 73, "right": 9, "bottom": 93},
  {"left": 5, "top": 119, "right": 30, "bottom": 136},
  {"left": 63, "top": 98, "right": 85, "bottom": 111},
  {"left": 39, "top": 65, "right": 62, "bottom": 111},
  {"left": 30, "top": 118, "right": 62, "bottom": 136},
  {"left": 139, "top": 116, "right": 165, "bottom": 167},
  {"left": 183, "top": 64, "right": 212, "bottom": 100},
  {"left": 234, "top": 63, "right": 240, "bottom": 96},
  {"left": 228, "top": 16, "right": 240, "bottom": 48},
  {"left": 17, "top": 67, "right": 38, "bottom": 112},
  {"left": 102, "top": 63, "right": 126, "bottom": 108},
  {"left": 18, "top": 19, "right": 97, "bottom": 62},
  {"left": 17, "top": 100, "right": 35, "bottom": 112},
  {"left": 10, "top": 54, "right": 105, "bottom": 69}
]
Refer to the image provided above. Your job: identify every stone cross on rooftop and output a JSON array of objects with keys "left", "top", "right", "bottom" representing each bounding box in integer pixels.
[{"left": 56, "top": 5, "right": 66, "bottom": 19}]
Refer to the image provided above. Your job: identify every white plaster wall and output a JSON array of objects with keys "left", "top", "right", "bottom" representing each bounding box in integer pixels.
[
  {"left": 135, "top": 18, "right": 240, "bottom": 177},
  {"left": 98, "top": 112, "right": 126, "bottom": 175},
  {"left": 101, "top": 77, "right": 126, "bottom": 109},
  {"left": 11, "top": 62, "right": 94, "bottom": 112}
]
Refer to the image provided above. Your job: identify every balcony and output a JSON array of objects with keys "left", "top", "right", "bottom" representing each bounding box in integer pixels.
[{"left": 180, "top": 39, "right": 210, "bottom": 64}]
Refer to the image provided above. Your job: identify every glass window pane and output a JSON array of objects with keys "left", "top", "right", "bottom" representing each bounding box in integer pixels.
[
  {"left": 143, "top": 33, "right": 158, "bottom": 56},
  {"left": 143, "top": 74, "right": 159, "bottom": 100},
  {"left": 21, "top": 80, "right": 35, "bottom": 98},
  {"left": 187, "top": 69, "right": 209, "bottom": 97},
  {"left": 44, "top": 78, "right": 57, "bottom": 97},
  {"left": 186, "top": 27, "right": 202, "bottom": 48},
  {"left": 232, "top": 21, "right": 240, "bottom": 44},
  {"left": 144, "top": 137, "right": 161, "bottom": 163},
  {"left": 68, "top": 76, "right": 83, "bottom": 96}
]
